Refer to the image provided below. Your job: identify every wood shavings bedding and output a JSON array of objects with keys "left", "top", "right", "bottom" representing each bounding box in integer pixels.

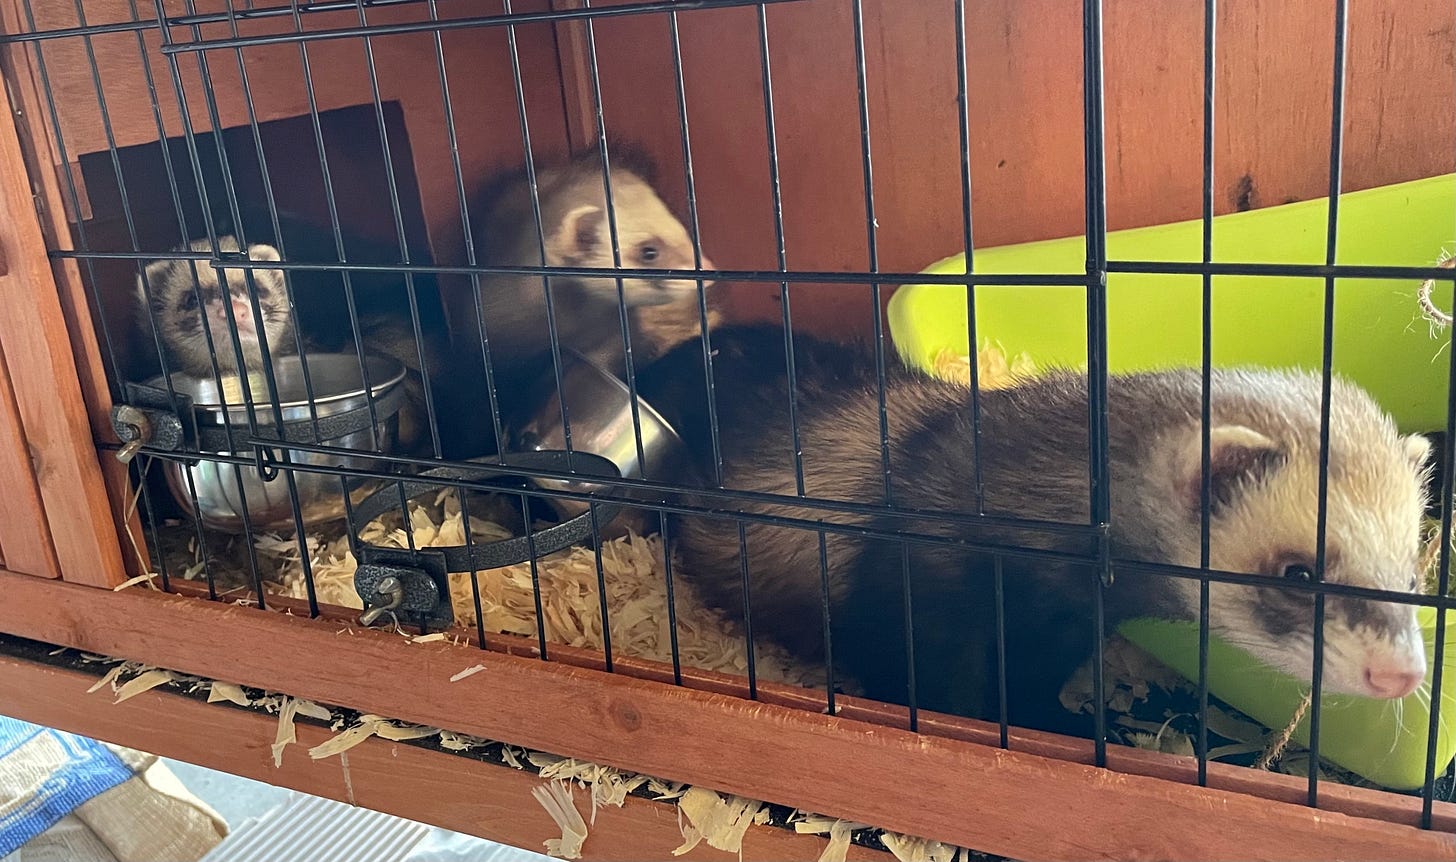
[
  {"left": 247, "top": 486, "right": 833, "bottom": 694},
  {"left": 928, "top": 342, "right": 1035, "bottom": 390}
]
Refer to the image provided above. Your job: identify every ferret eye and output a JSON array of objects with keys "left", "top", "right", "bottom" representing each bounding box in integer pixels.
[
  {"left": 639, "top": 245, "right": 659, "bottom": 263},
  {"left": 181, "top": 292, "right": 200, "bottom": 312},
  {"left": 1281, "top": 563, "right": 1315, "bottom": 583}
]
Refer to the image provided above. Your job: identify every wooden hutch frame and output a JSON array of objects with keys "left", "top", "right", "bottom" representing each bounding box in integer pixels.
[{"left": 1, "top": 1, "right": 1455, "bottom": 859}]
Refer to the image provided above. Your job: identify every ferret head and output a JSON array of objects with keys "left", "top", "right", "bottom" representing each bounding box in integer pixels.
[
  {"left": 136, "top": 237, "right": 294, "bottom": 379},
  {"left": 543, "top": 167, "right": 713, "bottom": 308},
  {"left": 1154, "top": 370, "right": 1431, "bottom": 701}
]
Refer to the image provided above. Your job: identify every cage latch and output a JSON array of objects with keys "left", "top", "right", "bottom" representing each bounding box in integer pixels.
[
  {"left": 110, "top": 382, "right": 196, "bottom": 464},
  {"left": 353, "top": 547, "right": 454, "bottom": 632}
]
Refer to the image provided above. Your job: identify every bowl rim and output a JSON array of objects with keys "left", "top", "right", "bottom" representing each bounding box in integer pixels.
[
  {"left": 558, "top": 348, "right": 688, "bottom": 446},
  {"left": 143, "top": 352, "right": 408, "bottom": 414}
]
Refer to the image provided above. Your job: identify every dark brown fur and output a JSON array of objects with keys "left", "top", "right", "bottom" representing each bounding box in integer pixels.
[{"left": 638, "top": 325, "right": 1431, "bottom": 734}]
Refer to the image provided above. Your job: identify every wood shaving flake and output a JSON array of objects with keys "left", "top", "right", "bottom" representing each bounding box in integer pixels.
[
  {"left": 86, "top": 662, "right": 130, "bottom": 695},
  {"left": 112, "top": 572, "right": 160, "bottom": 591},
  {"left": 207, "top": 682, "right": 252, "bottom": 707},
  {"left": 295, "top": 700, "right": 334, "bottom": 722},
  {"left": 307, "top": 716, "right": 438, "bottom": 759},
  {"left": 524, "top": 755, "right": 647, "bottom": 824},
  {"left": 672, "top": 786, "right": 763, "bottom": 856},
  {"left": 112, "top": 669, "right": 176, "bottom": 703},
  {"left": 449, "top": 664, "right": 487, "bottom": 682},
  {"left": 880, "top": 832, "right": 965, "bottom": 862},
  {"left": 532, "top": 780, "right": 588, "bottom": 860},
  {"left": 818, "top": 819, "right": 858, "bottom": 862},
  {"left": 500, "top": 745, "right": 527, "bottom": 770},
  {"left": 411, "top": 633, "right": 448, "bottom": 644},
  {"left": 647, "top": 778, "right": 686, "bottom": 801},
  {"left": 437, "top": 731, "right": 480, "bottom": 752},
  {"left": 308, "top": 722, "right": 380, "bottom": 760},
  {"left": 272, "top": 697, "right": 300, "bottom": 767}
]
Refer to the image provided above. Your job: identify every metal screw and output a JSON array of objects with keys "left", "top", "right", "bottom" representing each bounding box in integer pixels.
[
  {"left": 114, "top": 405, "right": 152, "bottom": 464},
  {"left": 358, "top": 575, "right": 404, "bottom": 627}
]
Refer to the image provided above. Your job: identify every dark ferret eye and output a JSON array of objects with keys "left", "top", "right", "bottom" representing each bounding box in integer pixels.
[
  {"left": 181, "top": 292, "right": 200, "bottom": 312},
  {"left": 1282, "top": 563, "right": 1315, "bottom": 583},
  {"left": 639, "top": 245, "right": 659, "bottom": 263}
]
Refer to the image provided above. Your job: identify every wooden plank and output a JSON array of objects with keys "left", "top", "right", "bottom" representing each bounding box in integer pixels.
[
  {"left": 0, "top": 70, "right": 126, "bottom": 587},
  {"left": 1, "top": 30, "right": 151, "bottom": 581},
  {"left": 0, "top": 335, "right": 59, "bottom": 578},
  {"left": 576, "top": 0, "right": 1456, "bottom": 338},
  {"left": 0, "top": 571, "right": 1449, "bottom": 861},
  {"left": 166, "top": 577, "right": 1456, "bottom": 835},
  {"left": 0, "top": 648, "right": 887, "bottom": 862}
]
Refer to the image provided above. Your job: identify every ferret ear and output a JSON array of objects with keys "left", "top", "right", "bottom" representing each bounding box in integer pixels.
[
  {"left": 1180, "top": 424, "right": 1284, "bottom": 512},
  {"left": 136, "top": 260, "right": 168, "bottom": 309},
  {"left": 245, "top": 244, "right": 286, "bottom": 293},
  {"left": 246, "top": 243, "right": 282, "bottom": 263},
  {"left": 1404, "top": 433, "right": 1433, "bottom": 472},
  {"left": 549, "top": 205, "right": 605, "bottom": 264}
]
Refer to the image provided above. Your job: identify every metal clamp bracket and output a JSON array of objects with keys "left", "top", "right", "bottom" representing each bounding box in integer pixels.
[
  {"left": 353, "top": 547, "right": 454, "bottom": 632},
  {"left": 110, "top": 382, "right": 197, "bottom": 463},
  {"left": 345, "top": 452, "right": 625, "bottom": 575}
]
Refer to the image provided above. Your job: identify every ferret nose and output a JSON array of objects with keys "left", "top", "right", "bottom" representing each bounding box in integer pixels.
[
  {"left": 230, "top": 299, "right": 253, "bottom": 321},
  {"left": 1364, "top": 665, "right": 1425, "bottom": 699}
]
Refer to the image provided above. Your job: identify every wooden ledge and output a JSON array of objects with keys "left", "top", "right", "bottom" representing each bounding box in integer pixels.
[
  {"left": 1, "top": 570, "right": 1452, "bottom": 861},
  {"left": 0, "top": 647, "right": 886, "bottom": 861}
]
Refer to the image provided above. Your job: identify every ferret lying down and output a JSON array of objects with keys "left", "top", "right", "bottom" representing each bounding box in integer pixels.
[{"left": 640, "top": 325, "right": 1432, "bottom": 734}]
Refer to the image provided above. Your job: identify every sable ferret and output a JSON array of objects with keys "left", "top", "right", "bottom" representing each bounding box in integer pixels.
[
  {"left": 639, "top": 326, "right": 1433, "bottom": 734},
  {"left": 470, "top": 150, "right": 719, "bottom": 394},
  {"left": 134, "top": 222, "right": 460, "bottom": 458}
]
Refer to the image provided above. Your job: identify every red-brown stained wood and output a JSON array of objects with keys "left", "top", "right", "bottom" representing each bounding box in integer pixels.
[
  {"left": 0, "top": 72, "right": 126, "bottom": 587},
  {"left": 162, "top": 579, "right": 1456, "bottom": 835},
  {"left": 565, "top": 0, "right": 1456, "bottom": 338},
  {"left": 1, "top": 571, "right": 1451, "bottom": 862},
  {"left": 0, "top": 337, "right": 59, "bottom": 578},
  {"left": 0, "top": 650, "right": 889, "bottom": 862}
]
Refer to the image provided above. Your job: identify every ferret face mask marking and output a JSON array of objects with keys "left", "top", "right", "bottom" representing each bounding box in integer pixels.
[
  {"left": 1176, "top": 383, "right": 1432, "bottom": 701},
  {"left": 546, "top": 172, "right": 712, "bottom": 308},
  {"left": 138, "top": 237, "right": 294, "bottom": 378}
]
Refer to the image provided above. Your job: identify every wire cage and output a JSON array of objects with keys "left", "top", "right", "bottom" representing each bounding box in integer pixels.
[{"left": 2, "top": 0, "right": 1456, "bottom": 858}]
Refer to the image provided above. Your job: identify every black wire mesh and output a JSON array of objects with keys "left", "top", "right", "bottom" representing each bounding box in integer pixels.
[{"left": 2, "top": 0, "right": 1454, "bottom": 830}]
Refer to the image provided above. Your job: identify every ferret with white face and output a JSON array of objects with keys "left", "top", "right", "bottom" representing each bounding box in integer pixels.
[
  {"left": 472, "top": 151, "right": 717, "bottom": 383},
  {"left": 642, "top": 326, "right": 1433, "bottom": 734},
  {"left": 134, "top": 233, "right": 454, "bottom": 457},
  {"left": 136, "top": 236, "right": 293, "bottom": 379}
]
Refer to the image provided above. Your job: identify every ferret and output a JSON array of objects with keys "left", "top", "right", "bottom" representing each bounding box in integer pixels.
[
  {"left": 135, "top": 233, "right": 453, "bottom": 458},
  {"left": 471, "top": 150, "right": 719, "bottom": 393},
  {"left": 638, "top": 325, "right": 1433, "bottom": 735}
]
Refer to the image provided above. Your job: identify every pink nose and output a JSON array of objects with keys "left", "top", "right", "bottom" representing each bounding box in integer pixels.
[
  {"left": 1364, "top": 666, "right": 1425, "bottom": 699},
  {"left": 218, "top": 300, "right": 253, "bottom": 328}
]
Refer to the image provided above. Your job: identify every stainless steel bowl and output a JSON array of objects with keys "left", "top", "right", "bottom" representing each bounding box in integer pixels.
[
  {"left": 155, "top": 353, "right": 407, "bottom": 533},
  {"left": 512, "top": 351, "right": 690, "bottom": 517}
]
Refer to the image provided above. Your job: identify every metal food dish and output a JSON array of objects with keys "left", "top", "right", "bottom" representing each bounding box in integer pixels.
[
  {"left": 155, "top": 353, "right": 407, "bottom": 533},
  {"left": 512, "top": 350, "right": 691, "bottom": 518}
]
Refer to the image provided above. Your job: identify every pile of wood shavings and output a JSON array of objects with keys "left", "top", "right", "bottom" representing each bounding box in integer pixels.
[
  {"left": 256, "top": 488, "right": 833, "bottom": 691},
  {"left": 1057, "top": 635, "right": 1371, "bottom": 784},
  {"left": 928, "top": 341, "right": 1036, "bottom": 389},
  {"left": 78, "top": 654, "right": 977, "bottom": 862}
]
